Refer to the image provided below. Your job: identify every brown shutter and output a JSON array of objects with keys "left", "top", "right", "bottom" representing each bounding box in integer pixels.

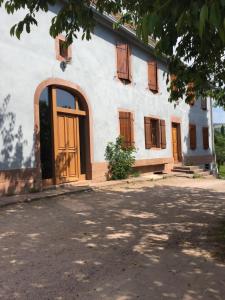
[
  {"left": 144, "top": 117, "right": 152, "bottom": 149},
  {"left": 187, "top": 82, "right": 195, "bottom": 105},
  {"left": 201, "top": 98, "right": 207, "bottom": 110},
  {"left": 189, "top": 124, "right": 197, "bottom": 150},
  {"left": 170, "top": 74, "right": 177, "bottom": 92},
  {"left": 160, "top": 119, "right": 166, "bottom": 149},
  {"left": 148, "top": 61, "right": 158, "bottom": 92},
  {"left": 119, "top": 111, "right": 134, "bottom": 147},
  {"left": 203, "top": 127, "right": 209, "bottom": 149},
  {"left": 116, "top": 43, "right": 130, "bottom": 81}
]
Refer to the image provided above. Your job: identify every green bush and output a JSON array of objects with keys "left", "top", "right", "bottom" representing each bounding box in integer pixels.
[{"left": 105, "top": 136, "right": 136, "bottom": 180}]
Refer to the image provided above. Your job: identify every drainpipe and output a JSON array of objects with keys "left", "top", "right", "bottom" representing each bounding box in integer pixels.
[{"left": 210, "top": 97, "right": 218, "bottom": 176}]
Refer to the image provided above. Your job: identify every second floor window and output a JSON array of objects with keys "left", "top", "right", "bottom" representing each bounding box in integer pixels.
[
  {"left": 148, "top": 61, "right": 158, "bottom": 92},
  {"left": 55, "top": 35, "right": 72, "bottom": 62},
  {"left": 116, "top": 43, "right": 131, "bottom": 82}
]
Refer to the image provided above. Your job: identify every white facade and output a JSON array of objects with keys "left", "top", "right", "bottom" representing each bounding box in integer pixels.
[{"left": 0, "top": 7, "right": 214, "bottom": 193}]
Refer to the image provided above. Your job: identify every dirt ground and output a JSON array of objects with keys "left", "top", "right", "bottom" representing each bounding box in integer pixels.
[{"left": 1, "top": 177, "right": 225, "bottom": 300}]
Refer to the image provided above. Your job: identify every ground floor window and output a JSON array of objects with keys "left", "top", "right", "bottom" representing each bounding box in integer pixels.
[
  {"left": 144, "top": 117, "right": 166, "bottom": 149},
  {"left": 119, "top": 111, "right": 134, "bottom": 148}
]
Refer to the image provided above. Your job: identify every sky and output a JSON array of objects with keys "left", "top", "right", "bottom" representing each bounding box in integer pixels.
[{"left": 213, "top": 107, "right": 225, "bottom": 124}]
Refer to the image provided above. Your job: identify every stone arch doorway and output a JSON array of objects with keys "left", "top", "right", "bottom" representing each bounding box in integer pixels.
[{"left": 34, "top": 79, "right": 92, "bottom": 187}]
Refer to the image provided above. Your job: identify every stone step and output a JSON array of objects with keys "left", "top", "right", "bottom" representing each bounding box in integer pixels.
[
  {"left": 173, "top": 165, "right": 201, "bottom": 171},
  {"left": 172, "top": 168, "right": 204, "bottom": 174}
]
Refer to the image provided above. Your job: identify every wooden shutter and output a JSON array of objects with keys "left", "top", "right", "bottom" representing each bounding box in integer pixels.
[
  {"left": 148, "top": 61, "right": 158, "bottom": 92},
  {"left": 170, "top": 74, "right": 177, "bottom": 92},
  {"left": 144, "top": 117, "right": 152, "bottom": 149},
  {"left": 119, "top": 111, "right": 134, "bottom": 147},
  {"left": 160, "top": 119, "right": 166, "bottom": 149},
  {"left": 203, "top": 127, "right": 209, "bottom": 149},
  {"left": 201, "top": 98, "right": 207, "bottom": 110},
  {"left": 116, "top": 43, "right": 131, "bottom": 81},
  {"left": 189, "top": 124, "right": 196, "bottom": 150},
  {"left": 187, "top": 82, "right": 195, "bottom": 105}
]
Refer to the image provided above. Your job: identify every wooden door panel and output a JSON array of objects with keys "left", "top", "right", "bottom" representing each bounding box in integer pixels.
[
  {"left": 58, "top": 152, "right": 67, "bottom": 178},
  {"left": 57, "top": 115, "right": 66, "bottom": 149},
  {"left": 67, "top": 117, "right": 76, "bottom": 149},
  {"left": 68, "top": 152, "right": 77, "bottom": 177}
]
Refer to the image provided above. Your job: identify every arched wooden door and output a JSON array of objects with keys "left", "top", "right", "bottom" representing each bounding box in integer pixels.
[{"left": 39, "top": 86, "right": 87, "bottom": 185}]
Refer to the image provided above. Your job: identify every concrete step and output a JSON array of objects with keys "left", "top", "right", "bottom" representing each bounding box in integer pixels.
[
  {"left": 172, "top": 164, "right": 212, "bottom": 178},
  {"left": 197, "top": 171, "right": 211, "bottom": 176},
  {"left": 172, "top": 168, "right": 204, "bottom": 174},
  {"left": 173, "top": 165, "right": 201, "bottom": 171}
]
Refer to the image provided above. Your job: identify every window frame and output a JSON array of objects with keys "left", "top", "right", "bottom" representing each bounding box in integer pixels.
[{"left": 55, "top": 35, "right": 72, "bottom": 62}]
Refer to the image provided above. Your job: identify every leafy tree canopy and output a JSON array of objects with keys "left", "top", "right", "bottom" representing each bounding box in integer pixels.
[
  {"left": 215, "top": 130, "right": 225, "bottom": 169},
  {"left": 1, "top": 0, "right": 225, "bottom": 105}
]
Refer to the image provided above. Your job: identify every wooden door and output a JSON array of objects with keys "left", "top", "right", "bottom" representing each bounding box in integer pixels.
[
  {"left": 56, "top": 113, "right": 80, "bottom": 183},
  {"left": 172, "top": 123, "right": 181, "bottom": 163}
]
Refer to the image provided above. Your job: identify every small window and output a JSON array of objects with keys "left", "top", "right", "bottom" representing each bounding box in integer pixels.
[
  {"left": 55, "top": 35, "right": 72, "bottom": 62},
  {"left": 187, "top": 82, "right": 195, "bottom": 106},
  {"left": 59, "top": 40, "right": 68, "bottom": 59},
  {"left": 201, "top": 98, "right": 207, "bottom": 110},
  {"left": 56, "top": 89, "right": 75, "bottom": 109}
]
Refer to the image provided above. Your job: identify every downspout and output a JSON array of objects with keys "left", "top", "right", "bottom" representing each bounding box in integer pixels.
[{"left": 210, "top": 97, "right": 218, "bottom": 176}]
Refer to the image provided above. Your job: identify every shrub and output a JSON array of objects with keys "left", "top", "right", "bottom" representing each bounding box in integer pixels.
[{"left": 105, "top": 136, "right": 136, "bottom": 180}]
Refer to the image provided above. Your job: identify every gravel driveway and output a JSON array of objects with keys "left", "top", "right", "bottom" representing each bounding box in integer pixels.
[{"left": 0, "top": 177, "right": 225, "bottom": 300}]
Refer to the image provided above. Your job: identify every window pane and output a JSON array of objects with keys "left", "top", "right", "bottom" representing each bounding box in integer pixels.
[
  {"left": 56, "top": 88, "right": 75, "bottom": 109},
  {"left": 59, "top": 40, "right": 68, "bottom": 58},
  {"left": 151, "top": 119, "right": 158, "bottom": 147},
  {"left": 39, "top": 87, "right": 53, "bottom": 179}
]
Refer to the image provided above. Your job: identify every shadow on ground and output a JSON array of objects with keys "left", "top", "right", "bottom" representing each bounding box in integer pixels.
[{"left": 0, "top": 180, "right": 225, "bottom": 300}]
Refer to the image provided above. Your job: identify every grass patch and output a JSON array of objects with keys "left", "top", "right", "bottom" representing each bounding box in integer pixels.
[
  {"left": 192, "top": 173, "right": 202, "bottom": 179},
  {"left": 130, "top": 170, "right": 141, "bottom": 178},
  {"left": 218, "top": 165, "right": 225, "bottom": 179}
]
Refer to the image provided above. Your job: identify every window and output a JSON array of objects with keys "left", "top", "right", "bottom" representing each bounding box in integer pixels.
[
  {"left": 119, "top": 111, "right": 134, "bottom": 147},
  {"left": 189, "top": 124, "right": 197, "bottom": 150},
  {"left": 202, "top": 127, "right": 209, "bottom": 149},
  {"left": 151, "top": 119, "right": 159, "bottom": 147},
  {"left": 55, "top": 35, "right": 72, "bottom": 62},
  {"left": 170, "top": 74, "right": 177, "bottom": 92},
  {"left": 201, "top": 98, "right": 207, "bottom": 110},
  {"left": 148, "top": 61, "right": 158, "bottom": 92},
  {"left": 116, "top": 43, "right": 131, "bottom": 82},
  {"left": 144, "top": 117, "right": 166, "bottom": 149},
  {"left": 56, "top": 88, "right": 75, "bottom": 109},
  {"left": 187, "top": 82, "right": 195, "bottom": 106}
]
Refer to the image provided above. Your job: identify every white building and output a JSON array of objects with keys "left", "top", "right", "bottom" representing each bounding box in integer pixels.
[{"left": 0, "top": 7, "right": 214, "bottom": 195}]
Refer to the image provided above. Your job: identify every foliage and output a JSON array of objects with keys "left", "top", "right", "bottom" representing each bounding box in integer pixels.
[
  {"left": 214, "top": 130, "right": 225, "bottom": 169},
  {"left": 105, "top": 136, "right": 136, "bottom": 180},
  {"left": 221, "top": 124, "right": 225, "bottom": 136},
  {"left": 218, "top": 164, "right": 225, "bottom": 179},
  {"left": 1, "top": 0, "right": 225, "bottom": 105}
]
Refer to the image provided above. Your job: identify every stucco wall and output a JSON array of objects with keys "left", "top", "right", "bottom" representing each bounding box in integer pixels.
[{"left": 0, "top": 7, "right": 213, "bottom": 171}]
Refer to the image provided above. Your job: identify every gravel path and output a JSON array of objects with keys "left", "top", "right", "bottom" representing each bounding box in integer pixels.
[{"left": 0, "top": 177, "right": 225, "bottom": 300}]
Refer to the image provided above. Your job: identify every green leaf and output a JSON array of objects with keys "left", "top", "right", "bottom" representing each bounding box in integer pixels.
[
  {"left": 209, "top": 2, "right": 221, "bottom": 28},
  {"left": 199, "top": 4, "right": 208, "bottom": 38}
]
